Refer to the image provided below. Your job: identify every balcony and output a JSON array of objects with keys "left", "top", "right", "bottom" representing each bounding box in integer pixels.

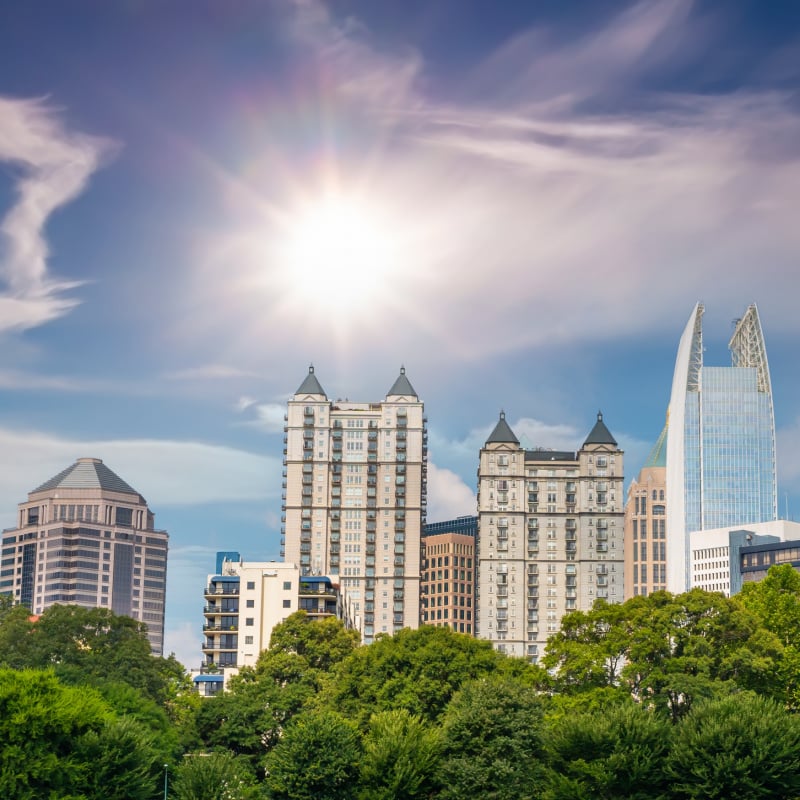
[{"left": 204, "top": 584, "right": 239, "bottom": 597}]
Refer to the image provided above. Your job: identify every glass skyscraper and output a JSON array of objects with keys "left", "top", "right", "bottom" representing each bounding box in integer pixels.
[{"left": 665, "top": 304, "right": 777, "bottom": 592}]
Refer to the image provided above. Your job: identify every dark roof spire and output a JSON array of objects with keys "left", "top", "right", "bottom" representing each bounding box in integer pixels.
[
  {"left": 33, "top": 458, "right": 141, "bottom": 497},
  {"left": 295, "top": 364, "right": 327, "bottom": 397},
  {"left": 387, "top": 366, "right": 418, "bottom": 398},
  {"left": 583, "top": 410, "right": 618, "bottom": 447},
  {"left": 486, "top": 410, "right": 519, "bottom": 444}
]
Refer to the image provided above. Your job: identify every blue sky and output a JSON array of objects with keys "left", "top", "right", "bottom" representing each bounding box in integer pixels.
[{"left": 2, "top": 0, "right": 799, "bottom": 668}]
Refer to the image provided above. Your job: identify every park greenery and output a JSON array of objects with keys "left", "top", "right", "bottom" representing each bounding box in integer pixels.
[{"left": 4, "top": 565, "right": 800, "bottom": 797}]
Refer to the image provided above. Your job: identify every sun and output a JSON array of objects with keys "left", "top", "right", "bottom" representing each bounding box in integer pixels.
[{"left": 276, "top": 193, "right": 398, "bottom": 313}]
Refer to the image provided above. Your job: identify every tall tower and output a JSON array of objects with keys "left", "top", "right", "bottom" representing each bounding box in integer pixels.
[
  {"left": 476, "top": 412, "right": 624, "bottom": 663},
  {"left": 282, "top": 366, "right": 426, "bottom": 643},
  {"left": 0, "top": 458, "right": 168, "bottom": 654},
  {"left": 665, "top": 304, "right": 777, "bottom": 592}
]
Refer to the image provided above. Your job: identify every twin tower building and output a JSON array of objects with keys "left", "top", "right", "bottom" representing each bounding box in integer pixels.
[{"left": 1, "top": 302, "right": 778, "bottom": 664}]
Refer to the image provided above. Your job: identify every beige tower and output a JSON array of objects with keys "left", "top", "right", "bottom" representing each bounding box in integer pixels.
[
  {"left": 623, "top": 420, "right": 667, "bottom": 599},
  {"left": 0, "top": 458, "right": 168, "bottom": 654},
  {"left": 281, "top": 366, "right": 426, "bottom": 643},
  {"left": 476, "top": 412, "right": 624, "bottom": 662}
]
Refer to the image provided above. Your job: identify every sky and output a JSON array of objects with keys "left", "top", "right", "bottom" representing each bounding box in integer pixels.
[{"left": 1, "top": 0, "right": 799, "bottom": 669}]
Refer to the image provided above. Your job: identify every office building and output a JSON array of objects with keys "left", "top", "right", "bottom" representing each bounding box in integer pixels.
[
  {"left": 666, "top": 303, "right": 777, "bottom": 592},
  {"left": 740, "top": 533, "right": 800, "bottom": 587},
  {"left": 421, "top": 517, "right": 476, "bottom": 633},
  {"left": 281, "top": 366, "right": 427, "bottom": 642},
  {"left": 624, "top": 420, "right": 667, "bottom": 598},
  {"left": 476, "top": 411, "right": 624, "bottom": 662},
  {"left": 689, "top": 520, "right": 800, "bottom": 596},
  {"left": 0, "top": 457, "right": 168, "bottom": 654}
]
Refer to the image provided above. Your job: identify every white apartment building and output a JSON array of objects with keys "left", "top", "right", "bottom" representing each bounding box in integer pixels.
[
  {"left": 281, "top": 366, "right": 426, "bottom": 643},
  {"left": 477, "top": 412, "right": 624, "bottom": 663},
  {"left": 201, "top": 554, "right": 300, "bottom": 673}
]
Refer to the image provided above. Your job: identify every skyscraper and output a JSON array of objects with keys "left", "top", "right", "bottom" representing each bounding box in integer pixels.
[
  {"left": 476, "top": 411, "right": 624, "bottom": 662},
  {"left": 0, "top": 458, "right": 168, "bottom": 654},
  {"left": 665, "top": 303, "right": 777, "bottom": 592},
  {"left": 281, "top": 366, "right": 427, "bottom": 643}
]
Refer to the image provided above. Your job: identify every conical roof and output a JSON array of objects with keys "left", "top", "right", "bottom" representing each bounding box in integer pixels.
[
  {"left": 644, "top": 419, "right": 668, "bottom": 468},
  {"left": 583, "top": 411, "right": 617, "bottom": 447},
  {"left": 487, "top": 411, "right": 519, "bottom": 444},
  {"left": 33, "top": 458, "right": 140, "bottom": 496},
  {"left": 387, "top": 366, "right": 417, "bottom": 398},
  {"left": 295, "top": 365, "right": 326, "bottom": 397}
]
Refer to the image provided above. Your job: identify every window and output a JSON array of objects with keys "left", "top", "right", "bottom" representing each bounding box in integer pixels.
[
  {"left": 246, "top": 581, "right": 255, "bottom": 590},
  {"left": 246, "top": 599, "right": 254, "bottom": 608},
  {"left": 244, "top": 636, "right": 254, "bottom": 645},
  {"left": 245, "top": 618, "right": 254, "bottom": 626},
  {"left": 283, "top": 581, "right": 292, "bottom": 590},
  {"left": 282, "top": 599, "right": 291, "bottom": 608}
]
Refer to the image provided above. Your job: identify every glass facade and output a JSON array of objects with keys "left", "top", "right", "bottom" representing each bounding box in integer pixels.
[{"left": 667, "top": 304, "right": 777, "bottom": 592}]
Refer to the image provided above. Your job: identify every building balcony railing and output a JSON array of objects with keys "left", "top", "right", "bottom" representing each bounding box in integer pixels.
[{"left": 204, "top": 586, "right": 239, "bottom": 597}]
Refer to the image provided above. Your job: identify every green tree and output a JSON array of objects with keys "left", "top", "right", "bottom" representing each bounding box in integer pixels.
[
  {"left": 266, "top": 611, "right": 360, "bottom": 671},
  {"left": 173, "top": 752, "right": 261, "bottom": 800},
  {"left": 0, "top": 668, "right": 111, "bottom": 798},
  {"left": 668, "top": 692, "right": 800, "bottom": 798},
  {"left": 437, "top": 676, "right": 546, "bottom": 800},
  {"left": 738, "top": 563, "right": 800, "bottom": 707},
  {"left": 543, "top": 702, "right": 672, "bottom": 800},
  {"left": 263, "top": 710, "right": 361, "bottom": 800},
  {"left": 318, "top": 625, "right": 538, "bottom": 726},
  {"left": 545, "top": 590, "right": 780, "bottom": 720},
  {"left": 358, "top": 709, "right": 441, "bottom": 800}
]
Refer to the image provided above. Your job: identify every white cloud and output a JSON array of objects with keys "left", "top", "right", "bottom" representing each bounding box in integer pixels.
[
  {"left": 0, "top": 427, "right": 280, "bottom": 529},
  {"left": 237, "top": 402, "right": 288, "bottom": 434},
  {"left": 427, "top": 463, "right": 476, "bottom": 522},
  {"left": 164, "top": 620, "right": 204, "bottom": 670},
  {"left": 165, "top": 364, "right": 259, "bottom": 381},
  {"left": 195, "top": 0, "right": 800, "bottom": 366},
  {"left": 0, "top": 96, "right": 117, "bottom": 332}
]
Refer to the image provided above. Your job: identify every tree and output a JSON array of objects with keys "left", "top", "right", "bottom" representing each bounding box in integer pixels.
[
  {"left": 545, "top": 590, "right": 781, "bottom": 720},
  {"left": 737, "top": 564, "right": 800, "bottom": 707},
  {"left": 543, "top": 702, "right": 672, "bottom": 800},
  {"left": 437, "top": 676, "right": 546, "bottom": 800},
  {"left": 173, "top": 752, "right": 261, "bottom": 800},
  {"left": 263, "top": 710, "right": 361, "bottom": 800},
  {"left": 667, "top": 692, "right": 800, "bottom": 798},
  {"left": 266, "top": 611, "right": 360, "bottom": 672},
  {"left": 318, "top": 625, "right": 538, "bottom": 726},
  {"left": 358, "top": 709, "right": 441, "bottom": 800}
]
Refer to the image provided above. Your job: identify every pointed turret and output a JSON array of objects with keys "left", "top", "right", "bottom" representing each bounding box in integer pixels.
[
  {"left": 295, "top": 365, "right": 327, "bottom": 398},
  {"left": 387, "top": 366, "right": 417, "bottom": 398},
  {"left": 583, "top": 411, "right": 617, "bottom": 447},
  {"left": 486, "top": 411, "right": 519, "bottom": 444}
]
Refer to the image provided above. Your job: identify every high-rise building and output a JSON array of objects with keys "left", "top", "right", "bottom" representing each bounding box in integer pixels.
[
  {"left": 0, "top": 458, "right": 168, "bottom": 654},
  {"left": 623, "top": 421, "right": 667, "bottom": 598},
  {"left": 281, "top": 366, "right": 427, "bottom": 643},
  {"left": 666, "top": 303, "right": 777, "bottom": 592},
  {"left": 421, "top": 518, "right": 476, "bottom": 634},
  {"left": 476, "top": 412, "right": 624, "bottom": 662}
]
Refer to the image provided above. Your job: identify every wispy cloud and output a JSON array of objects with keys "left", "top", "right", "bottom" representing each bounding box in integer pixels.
[
  {"left": 0, "top": 427, "right": 280, "bottom": 529},
  {"left": 0, "top": 96, "right": 117, "bottom": 333},
  {"left": 197, "top": 0, "right": 800, "bottom": 366},
  {"left": 164, "top": 364, "right": 259, "bottom": 381}
]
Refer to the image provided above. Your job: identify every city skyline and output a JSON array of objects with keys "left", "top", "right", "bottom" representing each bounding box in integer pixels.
[{"left": 1, "top": 1, "right": 800, "bottom": 669}]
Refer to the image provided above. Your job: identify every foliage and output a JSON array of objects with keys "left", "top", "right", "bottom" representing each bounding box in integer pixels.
[
  {"left": 0, "top": 667, "right": 111, "bottom": 798},
  {"left": 358, "top": 709, "right": 441, "bottom": 800},
  {"left": 437, "top": 675, "right": 546, "bottom": 800},
  {"left": 263, "top": 710, "right": 361, "bottom": 800},
  {"left": 667, "top": 692, "right": 800, "bottom": 798},
  {"left": 173, "top": 752, "right": 262, "bottom": 800},
  {"left": 545, "top": 590, "right": 781, "bottom": 720},
  {"left": 318, "top": 624, "right": 537, "bottom": 726},
  {"left": 544, "top": 702, "right": 672, "bottom": 800},
  {"left": 266, "top": 610, "right": 360, "bottom": 671}
]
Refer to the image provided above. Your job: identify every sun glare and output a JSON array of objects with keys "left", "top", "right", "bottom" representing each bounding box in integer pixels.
[{"left": 277, "top": 194, "right": 397, "bottom": 314}]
